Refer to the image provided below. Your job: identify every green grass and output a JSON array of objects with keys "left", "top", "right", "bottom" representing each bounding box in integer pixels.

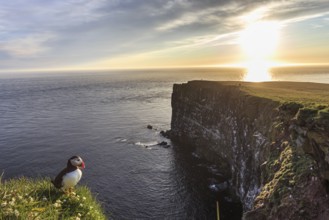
[
  {"left": 238, "top": 81, "right": 329, "bottom": 107},
  {"left": 0, "top": 176, "right": 107, "bottom": 220},
  {"left": 255, "top": 143, "right": 316, "bottom": 209},
  {"left": 216, "top": 81, "right": 329, "bottom": 127},
  {"left": 206, "top": 81, "right": 329, "bottom": 107}
]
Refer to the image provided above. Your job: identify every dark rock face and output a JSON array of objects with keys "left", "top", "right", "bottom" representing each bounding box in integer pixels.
[
  {"left": 157, "top": 141, "right": 170, "bottom": 148},
  {"left": 169, "top": 81, "right": 329, "bottom": 219}
]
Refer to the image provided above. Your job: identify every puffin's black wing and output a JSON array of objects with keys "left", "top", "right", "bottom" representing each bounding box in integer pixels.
[{"left": 52, "top": 168, "right": 68, "bottom": 189}]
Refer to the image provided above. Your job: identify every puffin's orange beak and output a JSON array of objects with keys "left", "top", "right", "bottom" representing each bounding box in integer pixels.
[{"left": 80, "top": 161, "right": 85, "bottom": 169}]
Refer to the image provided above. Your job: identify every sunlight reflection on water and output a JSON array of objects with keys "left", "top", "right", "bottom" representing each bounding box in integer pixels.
[{"left": 243, "top": 61, "right": 272, "bottom": 82}]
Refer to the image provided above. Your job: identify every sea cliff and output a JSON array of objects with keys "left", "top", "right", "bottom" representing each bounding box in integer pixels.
[{"left": 168, "top": 81, "right": 329, "bottom": 220}]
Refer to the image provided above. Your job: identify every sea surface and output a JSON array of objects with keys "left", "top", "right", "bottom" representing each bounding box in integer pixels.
[{"left": 1, "top": 67, "right": 329, "bottom": 219}]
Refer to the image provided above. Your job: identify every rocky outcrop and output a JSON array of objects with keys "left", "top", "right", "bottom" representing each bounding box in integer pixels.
[{"left": 169, "top": 81, "right": 329, "bottom": 220}]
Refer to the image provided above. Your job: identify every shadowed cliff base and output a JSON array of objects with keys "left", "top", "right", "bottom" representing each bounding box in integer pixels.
[{"left": 167, "top": 81, "right": 329, "bottom": 220}]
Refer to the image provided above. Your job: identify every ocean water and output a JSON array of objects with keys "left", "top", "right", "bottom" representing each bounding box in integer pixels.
[{"left": 0, "top": 67, "right": 328, "bottom": 219}]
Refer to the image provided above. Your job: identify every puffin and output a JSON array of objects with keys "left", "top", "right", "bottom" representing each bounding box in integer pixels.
[{"left": 52, "top": 155, "right": 85, "bottom": 193}]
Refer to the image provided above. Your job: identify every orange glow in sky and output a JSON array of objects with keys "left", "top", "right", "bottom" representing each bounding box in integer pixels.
[{"left": 0, "top": 1, "right": 329, "bottom": 72}]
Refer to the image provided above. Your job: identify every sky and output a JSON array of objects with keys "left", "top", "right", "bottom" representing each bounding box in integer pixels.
[{"left": 1, "top": 0, "right": 329, "bottom": 71}]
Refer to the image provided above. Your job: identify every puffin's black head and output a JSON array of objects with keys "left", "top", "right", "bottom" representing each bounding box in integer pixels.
[{"left": 67, "top": 155, "right": 85, "bottom": 169}]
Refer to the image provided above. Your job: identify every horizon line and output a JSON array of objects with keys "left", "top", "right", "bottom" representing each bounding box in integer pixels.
[{"left": 1, "top": 63, "right": 329, "bottom": 74}]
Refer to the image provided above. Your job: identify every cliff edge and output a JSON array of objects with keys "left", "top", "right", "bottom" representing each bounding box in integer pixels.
[
  {"left": 168, "top": 81, "right": 329, "bottom": 220},
  {"left": 0, "top": 177, "right": 106, "bottom": 219}
]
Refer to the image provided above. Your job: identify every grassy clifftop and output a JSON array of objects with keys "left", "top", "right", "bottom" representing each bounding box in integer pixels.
[
  {"left": 191, "top": 81, "right": 329, "bottom": 127},
  {"left": 0, "top": 176, "right": 106, "bottom": 220},
  {"left": 188, "top": 81, "right": 329, "bottom": 106},
  {"left": 238, "top": 81, "right": 329, "bottom": 106},
  {"left": 238, "top": 81, "right": 329, "bottom": 129}
]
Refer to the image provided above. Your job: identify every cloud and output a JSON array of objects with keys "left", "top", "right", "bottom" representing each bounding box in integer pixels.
[
  {"left": 0, "top": 33, "right": 54, "bottom": 58},
  {"left": 156, "top": 0, "right": 329, "bottom": 32},
  {"left": 0, "top": 0, "right": 329, "bottom": 70},
  {"left": 255, "top": 0, "right": 329, "bottom": 24},
  {"left": 156, "top": 7, "right": 221, "bottom": 31}
]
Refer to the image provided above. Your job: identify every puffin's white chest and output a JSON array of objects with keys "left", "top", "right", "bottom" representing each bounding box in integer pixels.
[{"left": 62, "top": 169, "right": 82, "bottom": 189}]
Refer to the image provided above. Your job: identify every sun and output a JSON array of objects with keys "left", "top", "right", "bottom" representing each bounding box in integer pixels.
[
  {"left": 240, "top": 21, "right": 280, "bottom": 59},
  {"left": 239, "top": 21, "right": 280, "bottom": 81}
]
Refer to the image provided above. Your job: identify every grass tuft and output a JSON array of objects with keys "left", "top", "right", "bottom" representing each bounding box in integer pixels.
[{"left": 0, "top": 176, "right": 106, "bottom": 220}]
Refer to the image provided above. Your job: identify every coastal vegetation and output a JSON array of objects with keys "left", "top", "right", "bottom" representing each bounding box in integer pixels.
[
  {"left": 255, "top": 142, "right": 317, "bottom": 213},
  {"left": 239, "top": 81, "right": 329, "bottom": 128},
  {"left": 0, "top": 176, "right": 106, "bottom": 220},
  {"left": 239, "top": 81, "right": 329, "bottom": 108},
  {"left": 222, "top": 81, "right": 329, "bottom": 128}
]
